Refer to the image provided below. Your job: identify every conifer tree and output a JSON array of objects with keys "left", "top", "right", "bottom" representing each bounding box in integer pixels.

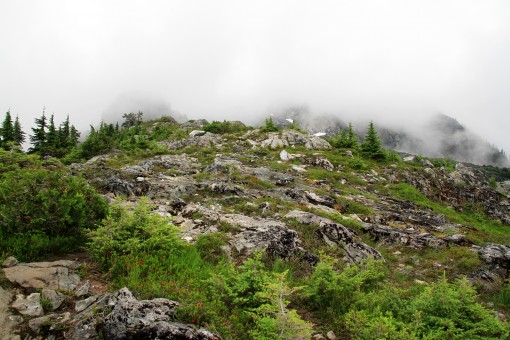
[
  {"left": 1, "top": 111, "right": 14, "bottom": 150},
  {"left": 29, "top": 111, "right": 47, "bottom": 154},
  {"left": 13, "top": 115, "right": 26, "bottom": 145},
  {"left": 347, "top": 123, "right": 358, "bottom": 149},
  {"left": 69, "top": 125, "right": 80, "bottom": 147},
  {"left": 46, "top": 114, "right": 58, "bottom": 151},
  {"left": 59, "top": 115, "right": 71, "bottom": 148},
  {"left": 361, "top": 121, "right": 386, "bottom": 161}
]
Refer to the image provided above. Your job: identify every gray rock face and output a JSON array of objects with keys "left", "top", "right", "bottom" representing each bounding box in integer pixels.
[
  {"left": 180, "top": 119, "right": 209, "bottom": 130},
  {"left": 304, "top": 156, "right": 335, "bottom": 171},
  {"left": 12, "top": 293, "right": 44, "bottom": 316},
  {"left": 189, "top": 130, "right": 207, "bottom": 137},
  {"left": 497, "top": 180, "right": 510, "bottom": 197},
  {"left": 3, "top": 260, "right": 81, "bottom": 290},
  {"left": 285, "top": 210, "right": 383, "bottom": 263},
  {"left": 259, "top": 130, "right": 332, "bottom": 150},
  {"left": 478, "top": 244, "right": 510, "bottom": 270},
  {"left": 75, "top": 280, "right": 90, "bottom": 298},
  {"left": 41, "top": 288, "right": 65, "bottom": 311},
  {"left": 221, "top": 214, "right": 312, "bottom": 260},
  {"left": 101, "top": 288, "right": 219, "bottom": 340},
  {"left": 305, "top": 191, "right": 336, "bottom": 208},
  {"left": 205, "top": 156, "right": 243, "bottom": 174},
  {"left": 2, "top": 256, "right": 19, "bottom": 268},
  {"left": 146, "top": 175, "right": 198, "bottom": 199},
  {"left": 361, "top": 223, "right": 467, "bottom": 249},
  {"left": 162, "top": 131, "right": 223, "bottom": 150},
  {"left": 75, "top": 295, "right": 98, "bottom": 313},
  {"left": 388, "top": 163, "right": 510, "bottom": 225}
]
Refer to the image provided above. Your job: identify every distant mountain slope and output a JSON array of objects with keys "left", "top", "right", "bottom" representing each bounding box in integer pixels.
[{"left": 269, "top": 108, "right": 509, "bottom": 167}]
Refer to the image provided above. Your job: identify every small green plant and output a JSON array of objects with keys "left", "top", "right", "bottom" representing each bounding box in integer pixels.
[
  {"left": 488, "top": 176, "right": 497, "bottom": 189},
  {"left": 260, "top": 117, "right": 279, "bottom": 132},
  {"left": 40, "top": 296, "right": 54, "bottom": 313}
]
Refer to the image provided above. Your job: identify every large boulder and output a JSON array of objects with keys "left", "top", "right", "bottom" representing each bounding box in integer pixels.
[
  {"left": 259, "top": 131, "right": 332, "bottom": 150},
  {"left": 3, "top": 260, "right": 81, "bottom": 291},
  {"left": 101, "top": 288, "right": 219, "bottom": 340}
]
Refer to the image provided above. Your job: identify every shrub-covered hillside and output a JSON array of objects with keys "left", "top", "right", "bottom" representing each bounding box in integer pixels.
[{"left": 1, "top": 112, "right": 510, "bottom": 339}]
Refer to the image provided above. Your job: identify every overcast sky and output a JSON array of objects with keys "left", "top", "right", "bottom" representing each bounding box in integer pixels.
[{"left": 1, "top": 1, "right": 509, "bottom": 153}]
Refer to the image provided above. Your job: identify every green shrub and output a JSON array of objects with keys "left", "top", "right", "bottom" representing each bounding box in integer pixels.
[
  {"left": 408, "top": 276, "right": 509, "bottom": 338},
  {"left": 195, "top": 233, "right": 229, "bottom": 264},
  {"left": 260, "top": 117, "right": 279, "bottom": 132},
  {"left": 305, "top": 256, "right": 386, "bottom": 316},
  {"left": 0, "top": 162, "right": 107, "bottom": 260},
  {"left": 0, "top": 165, "right": 107, "bottom": 237},
  {"left": 88, "top": 198, "right": 180, "bottom": 269}
]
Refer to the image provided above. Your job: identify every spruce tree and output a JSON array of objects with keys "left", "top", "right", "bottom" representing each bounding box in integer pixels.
[
  {"left": 46, "top": 114, "right": 58, "bottom": 151},
  {"left": 69, "top": 125, "right": 80, "bottom": 147},
  {"left": 361, "top": 121, "right": 386, "bottom": 161},
  {"left": 1, "top": 111, "right": 14, "bottom": 150},
  {"left": 13, "top": 115, "right": 26, "bottom": 145},
  {"left": 347, "top": 123, "right": 358, "bottom": 149},
  {"left": 59, "top": 115, "right": 71, "bottom": 148},
  {"left": 29, "top": 111, "right": 47, "bottom": 154}
]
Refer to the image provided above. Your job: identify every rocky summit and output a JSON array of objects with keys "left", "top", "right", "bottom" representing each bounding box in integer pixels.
[{"left": 1, "top": 116, "right": 510, "bottom": 339}]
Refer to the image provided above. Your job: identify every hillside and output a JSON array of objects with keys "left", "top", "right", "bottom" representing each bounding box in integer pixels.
[{"left": 1, "top": 115, "right": 510, "bottom": 339}]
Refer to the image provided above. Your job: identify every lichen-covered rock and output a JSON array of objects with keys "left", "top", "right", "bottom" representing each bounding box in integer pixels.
[
  {"left": 478, "top": 244, "right": 510, "bottom": 270},
  {"left": 101, "top": 288, "right": 219, "bottom": 340},
  {"left": 259, "top": 130, "right": 331, "bottom": 150},
  {"left": 146, "top": 175, "right": 198, "bottom": 199},
  {"left": 285, "top": 210, "right": 383, "bottom": 263}
]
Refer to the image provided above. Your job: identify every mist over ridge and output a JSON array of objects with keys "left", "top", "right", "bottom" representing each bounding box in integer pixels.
[{"left": 1, "top": 1, "right": 509, "bottom": 163}]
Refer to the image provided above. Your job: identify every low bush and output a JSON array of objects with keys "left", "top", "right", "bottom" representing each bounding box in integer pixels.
[{"left": 0, "top": 161, "right": 107, "bottom": 260}]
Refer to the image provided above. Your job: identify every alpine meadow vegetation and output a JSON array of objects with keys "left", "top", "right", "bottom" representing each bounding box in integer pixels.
[{"left": 0, "top": 111, "right": 509, "bottom": 338}]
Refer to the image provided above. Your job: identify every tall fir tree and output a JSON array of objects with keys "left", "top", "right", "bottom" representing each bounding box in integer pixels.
[
  {"left": 59, "top": 115, "right": 71, "bottom": 148},
  {"left": 29, "top": 111, "right": 47, "bottom": 154},
  {"left": 347, "top": 123, "right": 358, "bottom": 149},
  {"left": 46, "top": 114, "right": 58, "bottom": 151},
  {"left": 361, "top": 121, "right": 386, "bottom": 161},
  {"left": 69, "top": 125, "right": 80, "bottom": 148},
  {"left": 1, "top": 111, "right": 14, "bottom": 150},
  {"left": 13, "top": 115, "right": 26, "bottom": 145}
]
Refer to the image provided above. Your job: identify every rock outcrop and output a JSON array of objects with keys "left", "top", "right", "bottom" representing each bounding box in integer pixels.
[
  {"left": 3, "top": 260, "right": 81, "bottom": 290},
  {"left": 285, "top": 210, "right": 383, "bottom": 263},
  {"left": 1, "top": 258, "right": 219, "bottom": 340}
]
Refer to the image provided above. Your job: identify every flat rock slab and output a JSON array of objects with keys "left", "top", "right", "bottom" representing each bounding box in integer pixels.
[{"left": 3, "top": 260, "right": 81, "bottom": 291}]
